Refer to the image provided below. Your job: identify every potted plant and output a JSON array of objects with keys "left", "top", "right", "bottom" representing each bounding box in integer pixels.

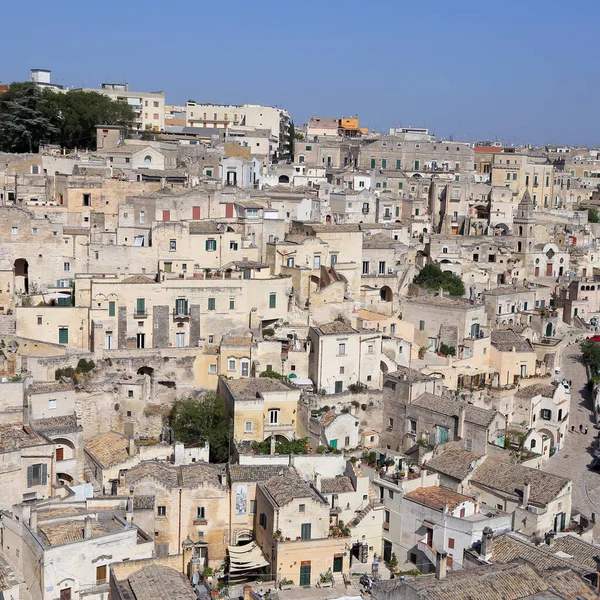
[
  {"left": 399, "top": 471, "right": 406, "bottom": 480},
  {"left": 418, "top": 346, "right": 427, "bottom": 360},
  {"left": 319, "top": 571, "right": 333, "bottom": 587},
  {"left": 280, "top": 578, "right": 294, "bottom": 590},
  {"left": 274, "top": 529, "right": 282, "bottom": 541}
]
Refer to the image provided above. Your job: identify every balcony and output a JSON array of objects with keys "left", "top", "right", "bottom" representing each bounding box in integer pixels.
[
  {"left": 134, "top": 310, "right": 148, "bottom": 318},
  {"left": 264, "top": 421, "right": 295, "bottom": 433}
]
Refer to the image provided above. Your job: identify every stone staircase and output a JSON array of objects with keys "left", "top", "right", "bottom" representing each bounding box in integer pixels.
[{"left": 0, "top": 316, "right": 16, "bottom": 336}]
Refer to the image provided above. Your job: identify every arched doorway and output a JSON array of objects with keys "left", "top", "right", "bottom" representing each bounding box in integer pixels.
[
  {"left": 137, "top": 366, "right": 155, "bottom": 398},
  {"left": 325, "top": 215, "right": 332, "bottom": 224},
  {"left": 380, "top": 286, "right": 393, "bottom": 302},
  {"left": 278, "top": 175, "right": 289, "bottom": 184},
  {"left": 14, "top": 258, "right": 29, "bottom": 294},
  {"left": 545, "top": 322, "right": 553, "bottom": 337}
]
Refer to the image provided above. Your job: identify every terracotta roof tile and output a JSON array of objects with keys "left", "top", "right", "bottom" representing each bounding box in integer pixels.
[
  {"left": 426, "top": 448, "right": 483, "bottom": 481},
  {"left": 85, "top": 431, "right": 131, "bottom": 468},
  {"left": 261, "top": 475, "right": 326, "bottom": 507},
  {"left": 404, "top": 486, "right": 474, "bottom": 511}
]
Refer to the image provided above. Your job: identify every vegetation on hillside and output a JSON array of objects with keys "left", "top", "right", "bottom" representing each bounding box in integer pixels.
[{"left": 413, "top": 264, "right": 466, "bottom": 296}]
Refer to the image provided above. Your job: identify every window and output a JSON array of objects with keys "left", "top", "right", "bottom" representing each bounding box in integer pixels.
[
  {"left": 313, "top": 255, "right": 321, "bottom": 269},
  {"left": 58, "top": 328, "right": 68, "bottom": 344},
  {"left": 338, "top": 343, "right": 346, "bottom": 355},
  {"left": 96, "top": 565, "right": 107, "bottom": 584},
  {"left": 206, "top": 239, "right": 217, "bottom": 251},
  {"left": 209, "top": 364, "right": 217, "bottom": 374},
  {"left": 388, "top": 417, "right": 394, "bottom": 429},
  {"left": 241, "top": 361, "right": 249, "bottom": 377},
  {"left": 229, "top": 298, "right": 235, "bottom": 310},
  {"left": 335, "top": 380, "right": 343, "bottom": 393},
  {"left": 108, "top": 301, "right": 116, "bottom": 317},
  {"left": 63, "top": 262, "right": 70, "bottom": 272},
  {"left": 32, "top": 227, "right": 38, "bottom": 235},
  {"left": 370, "top": 158, "right": 376, "bottom": 168},
  {"left": 269, "top": 409, "right": 279, "bottom": 424},
  {"left": 11, "top": 226, "right": 18, "bottom": 235},
  {"left": 419, "top": 320, "right": 425, "bottom": 331},
  {"left": 541, "top": 409, "right": 552, "bottom": 420},
  {"left": 244, "top": 421, "right": 253, "bottom": 433},
  {"left": 175, "top": 298, "right": 188, "bottom": 316},
  {"left": 135, "top": 298, "right": 146, "bottom": 317},
  {"left": 465, "top": 438, "right": 473, "bottom": 451},
  {"left": 382, "top": 158, "right": 387, "bottom": 169},
  {"left": 83, "top": 193, "right": 91, "bottom": 206},
  {"left": 60, "top": 588, "right": 71, "bottom": 600},
  {"left": 169, "top": 240, "right": 176, "bottom": 251},
  {"left": 409, "top": 419, "right": 417, "bottom": 434},
  {"left": 362, "top": 261, "right": 369, "bottom": 275},
  {"left": 367, "top": 344, "right": 374, "bottom": 355},
  {"left": 197, "top": 506, "right": 206, "bottom": 520},
  {"left": 157, "top": 506, "right": 167, "bottom": 517},
  {"left": 305, "top": 145, "right": 312, "bottom": 151},
  {"left": 230, "top": 241, "right": 238, "bottom": 251},
  {"left": 48, "top": 399, "right": 57, "bottom": 411},
  {"left": 345, "top": 436, "right": 350, "bottom": 446},
  {"left": 128, "top": 390, "right": 134, "bottom": 398},
  {"left": 388, "top": 489, "right": 394, "bottom": 500},
  {"left": 27, "top": 463, "right": 47, "bottom": 487},
  {"left": 37, "top": 316, "right": 43, "bottom": 325},
  {"left": 249, "top": 500, "right": 256, "bottom": 514},
  {"left": 299, "top": 504, "right": 305, "bottom": 513},
  {"left": 259, "top": 513, "right": 267, "bottom": 528},
  {"left": 269, "top": 293, "right": 277, "bottom": 309},
  {"left": 136, "top": 333, "right": 145, "bottom": 349},
  {"left": 460, "top": 507, "right": 465, "bottom": 518},
  {"left": 164, "top": 262, "right": 172, "bottom": 272},
  {"left": 447, "top": 556, "right": 454, "bottom": 568},
  {"left": 301, "top": 523, "right": 312, "bottom": 541},
  {"left": 340, "top": 366, "right": 345, "bottom": 375},
  {"left": 228, "top": 359, "right": 236, "bottom": 371},
  {"left": 286, "top": 256, "right": 295, "bottom": 268},
  {"left": 390, "top": 324, "right": 396, "bottom": 335},
  {"left": 208, "top": 297, "right": 216, "bottom": 311},
  {"left": 379, "top": 261, "right": 386, "bottom": 274},
  {"left": 384, "top": 510, "right": 390, "bottom": 524}
]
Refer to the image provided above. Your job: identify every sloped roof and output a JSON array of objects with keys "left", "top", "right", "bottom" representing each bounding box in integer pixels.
[
  {"left": 491, "top": 329, "right": 534, "bottom": 353},
  {"left": 120, "top": 275, "right": 155, "bottom": 284},
  {"left": 85, "top": 431, "right": 131, "bottom": 468},
  {"left": 226, "top": 377, "right": 292, "bottom": 400},
  {"left": 426, "top": 448, "right": 483, "bottom": 481},
  {"left": 261, "top": 475, "right": 325, "bottom": 507},
  {"left": 515, "top": 383, "right": 557, "bottom": 398},
  {"left": 363, "top": 233, "right": 396, "bottom": 249},
  {"left": 320, "top": 476, "right": 354, "bottom": 495},
  {"left": 124, "top": 460, "right": 224, "bottom": 490},
  {"left": 470, "top": 459, "right": 570, "bottom": 507},
  {"left": 125, "top": 565, "right": 196, "bottom": 600},
  {"left": 404, "top": 486, "right": 474, "bottom": 511},
  {"left": 412, "top": 394, "right": 497, "bottom": 427},
  {"left": 229, "top": 464, "right": 295, "bottom": 483},
  {"left": 188, "top": 221, "right": 221, "bottom": 234},
  {"left": 313, "top": 321, "right": 358, "bottom": 335}
]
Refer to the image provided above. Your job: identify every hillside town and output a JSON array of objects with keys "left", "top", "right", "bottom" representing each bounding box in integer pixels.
[{"left": 2, "top": 68, "right": 600, "bottom": 600}]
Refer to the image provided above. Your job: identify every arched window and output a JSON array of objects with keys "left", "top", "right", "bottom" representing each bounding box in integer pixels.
[
  {"left": 530, "top": 439, "right": 536, "bottom": 449},
  {"left": 517, "top": 242, "right": 522, "bottom": 252},
  {"left": 144, "top": 155, "right": 153, "bottom": 164},
  {"left": 519, "top": 226, "right": 523, "bottom": 236},
  {"left": 31, "top": 164, "right": 40, "bottom": 174}
]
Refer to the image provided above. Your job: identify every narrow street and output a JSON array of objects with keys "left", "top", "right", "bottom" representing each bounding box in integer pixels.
[{"left": 543, "top": 343, "right": 600, "bottom": 539}]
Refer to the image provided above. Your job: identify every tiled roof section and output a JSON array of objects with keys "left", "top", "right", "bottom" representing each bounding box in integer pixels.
[
  {"left": 85, "top": 431, "right": 131, "bottom": 468},
  {"left": 283, "top": 234, "right": 309, "bottom": 245},
  {"left": 387, "top": 366, "right": 434, "bottom": 382},
  {"left": 226, "top": 378, "right": 291, "bottom": 400},
  {"left": 262, "top": 475, "right": 326, "bottom": 507},
  {"left": 404, "top": 486, "right": 474, "bottom": 511},
  {"left": 470, "top": 459, "right": 570, "bottom": 507},
  {"left": 229, "top": 464, "right": 295, "bottom": 483},
  {"left": 314, "top": 321, "right": 358, "bottom": 335},
  {"left": 412, "top": 394, "right": 497, "bottom": 427},
  {"left": 32, "top": 415, "right": 81, "bottom": 436},
  {"left": 545, "top": 568, "right": 599, "bottom": 600},
  {"left": 202, "top": 344, "right": 219, "bottom": 355},
  {"left": 489, "top": 533, "right": 594, "bottom": 575},
  {"left": 355, "top": 309, "right": 390, "bottom": 321},
  {"left": 426, "top": 448, "right": 483, "bottom": 481},
  {"left": 373, "top": 562, "right": 549, "bottom": 600},
  {"left": 124, "top": 460, "right": 225, "bottom": 490},
  {"left": 0, "top": 556, "right": 17, "bottom": 592},
  {"left": 319, "top": 410, "right": 338, "bottom": 428},
  {"left": 491, "top": 329, "right": 534, "bottom": 353},
  {"left": 29, "top": 381, "right": 74, "bottom": 394},
  {"left": 189, "top": 221, "right": 221, "bottom": 234},
  {"left": 120, "top": 275, "right": 155, "bottom": 284},
  {"left": 551, "top": 535, "right": 600, "bottom": 572},
  {"left": 231, "top": 260, "right": 268, "bottom": 269},
  {"left": 515, "top": 383, "right": 556, "bottom": 398},
  {"left": 306, "top": 224, "right": 362, "bottom": 233},
  {"left": 320, "top": 476, "right": 354, "bottom": 495},
  {"left": 405, "top": 294, "right": 475, "bottom": 309},
  {"left": 221, "top": 334, "right": 255, "bottom": 347},
  {"left": 37, "top": 506, "right": 89, "bottom": 520},
  {"left": 103, "top": 144, "right": 152, "bottom": 153},
  {"left": 363, "top": 233, "right": 396, "bottom": 249},
  {"left": 0, "top": 424, "right": 47, "bottom": 452},
  {"left": 483, "top": 285, "right": 539, "bottom": 296},
  {"left": 133, "top": 495, "right": 155, "bottom": 510},
  {"left": 38, "top": 518, "right": 122, "bottom": 546},
  {"left": 126, "top": 565, "right": 196, "bottom": 600}
]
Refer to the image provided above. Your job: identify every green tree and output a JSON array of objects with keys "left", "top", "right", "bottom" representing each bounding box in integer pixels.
[
  {"left": 0, "top": 83, "right": 59, "bottom": 153},
  {"left": 581, "top": 340, "right": 600, "bottom": 375},
  {"left": 260, "top": 369, "right": 286, "bottom": 379},
  {"left": 588, "top": 208, "right": 600, "bottom": 223},
  {"left": 287, "top": 120, "right": 295, "bottom": 160},
  {"left": 413, "top": 264, "right": 466, "bottom": 297},
  {"left": 169, "top": 392, "right": 230, "bottom": 462}
]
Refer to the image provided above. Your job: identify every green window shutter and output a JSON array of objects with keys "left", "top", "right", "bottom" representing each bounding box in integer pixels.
[
  {"left": 414, "top": 160, "right": 420, "bottom": 170},
  {"left": 41, "top": 463, "right": 48, "bottom": 484},
  {"left": 396, "top": 159, "right": 401, "bottom": 169},
  {"left": 383, "top": 182, "right": 387, "bottom": 188},
  {"left": 136, "top": 298, "right": 145, "bottom": 314},
  {"left": 205, "top": 239, "right": 210, "bottom": 251},
  {"left": 269, "top": 293, "right": 276, "bottom": 309},
  {"left": 208, "top": 298, "right": 215, "bottom": 311},
  {"left": 58, "top": 328, "right": 68, "bottom": 344},
  {"left": 229, "top": 299, "right": 235, "bottom": 310},
  {"left": 382, "top": 159, "right": 387, "bottom": 169},
  {"left": 206, "top": 169, "right": 212, "bottom": 177},
  {"left": 546, "top": 176, "right": 550, "bottom": 186},
  {"left": 506, "top": 173, "right": 511, "bottom": 180},
  {"left": 108, "top": 301, "right": 115, "bottom": 317},
  {"left": 398, "top": 182, "right": 403, "bottom": 190},
  {"left": 396, "top": 206, "right": 400, "bottom": 217},
  {"left": 370, "top": 158, "right": 376, "bottom": 168},
  {"left": 184, "top": 299, "right": 189, "bottom": 315}
]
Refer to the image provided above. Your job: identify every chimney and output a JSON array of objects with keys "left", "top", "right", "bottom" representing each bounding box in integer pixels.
[
  {"left": 126, "top": 486, "right": 134, "bottom": 523},
  {"left": 594, "top": 556, "right": 600, "bottom": 593},
  {"left": 315, "top": 473, "right": 322, "bottom": 491},
  {"left": 545, "top": 530, "right": 555, "bottom": 547},
  {"left": 420, "top": 466, "right": 427, "bottom": 487},
  {"left": 30, "top": 509, "right": 38, "bottom": 531},
  {"left": 83, "top": 517, "right": 93, "bottom": 540},
  {"left": 243, "top": 586, "right": 252, "bottom": 600},
  {"left": 435, "top": 550, "right": 447, "bottom": 580},
  {"left": 480, "top": 526, "right": 493, "bottom": 561},
  {"left": 522, "top": 480, "right": 531, "bottom": 508},
  {"left": 458, "top": 405, "right": 466, "bottom": 439},
  {"left": 128, "top": 436, "right": 136, "bottom": 457}
]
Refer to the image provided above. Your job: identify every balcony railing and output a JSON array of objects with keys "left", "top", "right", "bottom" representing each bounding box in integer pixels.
[{"left": 134, "top": 310, "right": 148, "bottom": 318}]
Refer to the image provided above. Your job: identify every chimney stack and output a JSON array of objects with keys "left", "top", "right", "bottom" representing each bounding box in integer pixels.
[
  {"left": 480, "top": 526, "right": 493, "bottom": 561},
  {"left": 243, "top": 586, "right": 252, "bottom": 600},
  {"left": 435, "top": 550, "right": 447, "bottom": 580},
  {"left": 522, "top": 480, "right": 531, "bottom": 508},
  {"left": 30, "top": 509, "right": 38, "bottom": 531},
  {"left": 420, "top": 466, "right": 427, "bottom": 487},
  {"left": 458, "top": 405, "right": 466, "bottom": 439},
  {"left": 594, "top": 556, "right": 600, "bottom": 593},
  {"left": 546, "top": 530, "right": 555, "bottom": 547},
  {"left": 128, "top": 436, "right": 136, "bottom": 457},
  {"left": 83, "top": 517, "right": 93, "bottom": 540},
  {"left": 126, "top": 486, "right": 134, "bottom": 524},
  {"left": 315, "top": 473, "right": 322, "bottom": 491}
]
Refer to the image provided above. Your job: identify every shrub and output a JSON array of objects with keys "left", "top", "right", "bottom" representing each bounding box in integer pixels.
[
  {"left": 76, "top": 358, "right": 95, "bottom": 373},
  {"left": 316, "top": 445, "right": 327, "bottom": 454},
  {"left": 413, "top": 264, "right": 466, "bottom": 296},
  {"left": 351, "top": 400, "right": 360, "bottom": 409},
  {"left": 260, "top": 369, "right": 285, "bottom": 379},
  {"left": 263, "top": 328, "right": 275, "bottom": 337},
  {"left": 439, "top": 344, "right": 456, "bottom": 357},
  {"left": 361, "top": 403, "right": 367, "bottom": 411}
]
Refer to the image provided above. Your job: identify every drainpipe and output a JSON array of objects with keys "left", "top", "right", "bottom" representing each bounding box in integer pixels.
[{"left": 178, "top": 488, "right": 182, "bottom": 550}]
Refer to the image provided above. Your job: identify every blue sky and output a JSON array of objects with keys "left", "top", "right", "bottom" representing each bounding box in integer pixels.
[{"left": 3, "top": 0, "right": 599, "bottom": 145}]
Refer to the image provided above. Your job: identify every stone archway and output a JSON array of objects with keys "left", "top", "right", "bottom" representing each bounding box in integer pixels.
[
  {"left": 380, "top": 286, "right": 393, "bottom": 302},
  {"left": 278, "top": 175, "right": 289, "bottom": 184},
  {"left": 14, "top": 258, "right": 29, "bottom": 294}
]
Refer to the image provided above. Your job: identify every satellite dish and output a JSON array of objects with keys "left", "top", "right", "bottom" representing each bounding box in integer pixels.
[{"left": 192, "top": 572, "right": 199, "bottom": 585}]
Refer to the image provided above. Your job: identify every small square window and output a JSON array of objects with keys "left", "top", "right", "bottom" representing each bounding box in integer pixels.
[
  {"left": 37, "top": 316, "right": 43, "bottom": 325},
  {"left": 299, "top": 504, "right": 305, "bottom": 513},
  {"left": 11, "top": 226, "right": 18, "bottom": 235},
  {"left": 157, "top": 506, "right": 166, "bottom": 517},
  {"left": 32, "top": 228, "right": 38, "bottom": 235},
  {"left": 48, "top": 399, "right": 57, "bottom": 410},
  {"left": 128, "top": 390, "right": 134, "bottom": 398},
  {"left": 126, "top": 411, "right": 132, "bottom": 417},
  {"left": 209, "top": 364, "right": 217, "bottom": 374}
]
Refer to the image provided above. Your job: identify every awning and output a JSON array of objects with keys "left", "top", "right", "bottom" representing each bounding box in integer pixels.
[{"left": 228, "top": 541, "right": 269, "bottom": 573}]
